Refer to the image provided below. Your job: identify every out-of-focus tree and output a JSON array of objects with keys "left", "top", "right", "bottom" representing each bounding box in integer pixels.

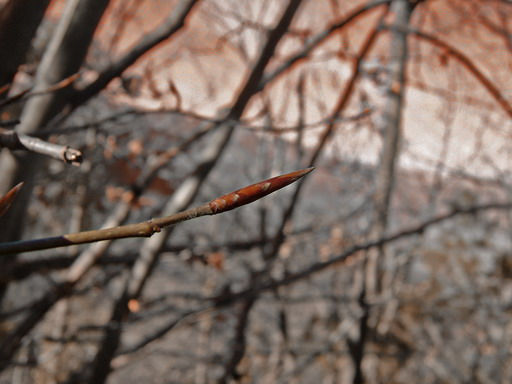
[{"left": 1, "top": 0, "right": 512, "bottom": 383}]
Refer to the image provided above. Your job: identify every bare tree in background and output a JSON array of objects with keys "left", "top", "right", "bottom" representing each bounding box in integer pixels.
[{"left": 1, "top": 0, "right": 512, "bottom": 383}]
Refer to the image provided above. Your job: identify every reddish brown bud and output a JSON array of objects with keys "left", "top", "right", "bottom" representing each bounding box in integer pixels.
[
  {"left": 208, "top": 167, "right": 314, "bottom": 214},
  {"left": 0, "top": 182, "right": 24, "bottom": 217}
]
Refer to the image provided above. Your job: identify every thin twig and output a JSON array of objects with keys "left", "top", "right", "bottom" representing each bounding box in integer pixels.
[
  {"left": 258, "top": 0, "right": 391, "bottom": 90},
  {"left": 387, "top": 25, "right": 512, "bottom": 118},
  {"left": 214, "top": 202, "right": 512, "bottom": 306},
  {"left": 111, "top": 202, "right": 512, "bottom": 358},
  {"left": 69, "top": 0, "right": 200, "bottom": 109},
  {"left": 0, "top": 73, "right": 80, "bottom": 109},
  {"left": 84, "top": 3, "right": 306, "bottom": 382},
  {"left": 0, "top": 128, "right": 82, "bottom": 165},
  {"left": 0, "top": 168, "right": 314, "bottom": 255}
]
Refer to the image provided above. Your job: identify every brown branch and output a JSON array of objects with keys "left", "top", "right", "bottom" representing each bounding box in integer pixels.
[
  {"left": 69, "top": 0, "right": 200, "bottom": 109},
  {"left": 255, "top": 4, "right": 388, "bottom": 281},
  {"left": 258, "top": 0, "right": 391, "bottom": 90},
  {"left": 395, "top": 26, "right": 512, "bottom": 118},
  {"left": 84, "top": 2, "right": 306, "bottom": 382},
  {"left": 0, "top": 168, "right": 313, "bottom": 255},
  {"left": 210, "top": 12, "right": 388, "bottom": 379},
  {"left": 0, "top": 73, "right": 80, "bottom": 109},
  {"left": 112, "top": 202, "right": 512, "bottom": 359},
  {"left": 0, "top": 128, "right": 82, "bottom": 165},
  {"left": 0, "top": 168, "right": 313, "bottom": 373},
  {"left": 218, "top": 297, "right": 256, "bottom": 383},
  {"left": 1, "top": 227, "right": 318, "bottom": 284},
  {"left": 214, "top": 202, "right": 512, "bottom": 306}
]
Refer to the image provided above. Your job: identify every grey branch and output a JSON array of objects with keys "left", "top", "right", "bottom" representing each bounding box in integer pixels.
[{"left": 0, "top": 128, "right": 82, "bottom": 165}]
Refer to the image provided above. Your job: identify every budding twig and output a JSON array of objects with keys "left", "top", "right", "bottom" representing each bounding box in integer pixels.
[{"left": 0, "top": 167, "right": 314, "bottom": 255}]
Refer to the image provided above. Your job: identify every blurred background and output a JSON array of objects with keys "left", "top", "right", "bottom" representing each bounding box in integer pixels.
[{"left": 1, "top": 0, "right": 512, "bottom": 383}]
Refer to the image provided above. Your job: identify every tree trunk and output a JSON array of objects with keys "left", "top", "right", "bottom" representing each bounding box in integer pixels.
[
  {"left": 0, "top": 0, "right": 51, "bottom": 90},
  {"left": 0, "top": 0, "right": 110, "bottom": 308}
]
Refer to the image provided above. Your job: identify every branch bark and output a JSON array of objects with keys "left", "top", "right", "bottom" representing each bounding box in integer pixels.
[
  {"left": 69, "top": 0, "right": 200, "bottom": 109},
  {"left": 84, "top": 2, "right": 305, "bottom": 382},
  {"left": 407, "top": 27, "right": 512, "bottom": 118},
  {"left": 0, "top": 128, "right": 82, "bottom": 165},
  {"left": 0, "top": 167, "right": 313, "bottom": 372},
  {"left": 0, "top": 167, "right": 313, "bottom": 255}
]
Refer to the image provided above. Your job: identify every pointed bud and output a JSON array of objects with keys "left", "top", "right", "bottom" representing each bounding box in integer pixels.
[
  {"left": 208, "top": 167, "right": 314, "bottom": 214},
  {"left": 0, "top": 182, "right": 24, "bottom": 217}
]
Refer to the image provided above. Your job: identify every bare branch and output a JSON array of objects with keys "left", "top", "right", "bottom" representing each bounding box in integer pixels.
[
  {"left": 0, "top": 168, "right": 313, "bottom": 255},
  {"left": 84, "top": 2, "right": 306, "bottom": 382},
  {"left": 70, "top": 0, "right": 200, "bottom": 108},
  {"left": 259, "top": 0, "right": 391, "bottom": 90},
  {"left": 393, "top": 26, "right": 512, "bottom": 118},
  {"left": 0, "top": 128, "right": 82, "bottom": 165},
  {"left": 112, "top": 202, "right": 512, "bottom": 359},
  {"left": 214, "top": 202, "right": 512, "bottom": 306}
]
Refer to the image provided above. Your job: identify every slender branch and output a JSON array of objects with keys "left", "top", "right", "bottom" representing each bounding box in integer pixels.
[
  {"left": 84, "top": 3, "right": 306, "bottom": 382},
  {"left": 257, "top": 4, "right": 388, "bottom": 282},
  {"left": 258, "top": 0, "right": 391, "bottom": 90},
  {"left": 69, "top": 0, "right": 200, "bottom": 108},
  {"left": 391, "top": 26, "right": 512, "bottom": 118},
  {"left": 0, "top": 73, "right": 80, "bottom": 109},
  {"left": 214, "top": 202, "right": 512, "bottom": 306},
  {"left": 0, "top": 168, "right": 313, "bottom": 255},
  {"left": 0, "top": 128, "right": 82, "bottom": 165},
  {"left": 210, "top": 13, "right": 388, "bottom": 378},
  {"left": 218, "top": 297, "right": 256, "bottom": 383},
  {"left": 1, "top": 227, "right": 318, "bottom": 283},
  {"left": 112, "top": 202, "right": 512, "bottom": 358}
]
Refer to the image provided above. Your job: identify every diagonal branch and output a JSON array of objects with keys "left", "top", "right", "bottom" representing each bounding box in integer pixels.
[
  {"left": 214, "top": 10, "right": 389, "bottom": 378},
  {"left": 84, "top": 2, "right": 305, "bottom": 382},
  {"left": 214, "top": 202, "right": 512, "bottom": 306},
  {"left": 0, "top": 168, "right": 313, "bottom": 372},
  {"left": 112, "top": 202, "right": 512, "bottom": 358},
  {"left": 0, "top": 168, "right": 313, "bottom": 255},
  {"left": 395, "top": 26, "right": 512, "bottom": 118},
  {"left": 69, "top": 0, "right": 200, "bottom": 109},
  {"left": 258, "top": 0, "right": 391, "bottom": 90}
]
